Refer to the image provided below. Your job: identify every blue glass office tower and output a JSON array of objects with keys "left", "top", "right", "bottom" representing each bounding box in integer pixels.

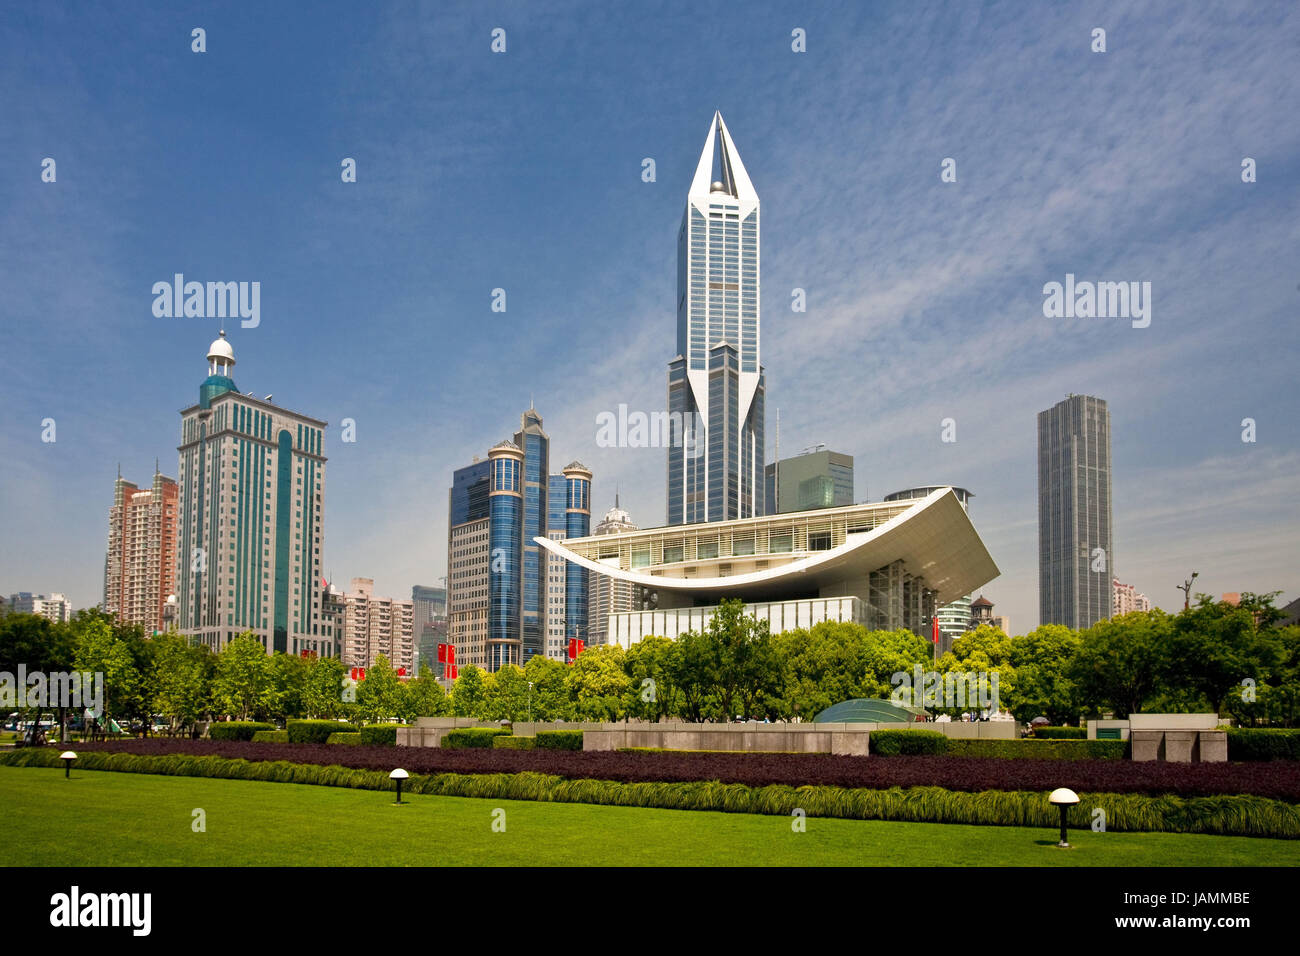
[
  {"left": 514, "top": 409, "right": 549, "bottom": 663},
  {"left": 667, "top": 112, "right": 765, "bottom": 524},
  {"left": 487, "top": 440, "right": 523, "bottom": 670},
  {"left": 447, "top": 407, "right": 589, "bottom": 672},
  {"left": 562, "top": 461, "right": 591, "bottom": 649}
]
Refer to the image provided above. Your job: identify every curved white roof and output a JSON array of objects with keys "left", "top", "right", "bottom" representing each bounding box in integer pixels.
[{"left": 535, "top": 487, "right": 999, "bottom": 605}]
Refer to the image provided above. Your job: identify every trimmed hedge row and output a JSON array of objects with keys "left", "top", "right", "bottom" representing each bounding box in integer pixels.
[
  {"left": 1032, "top": 727, "right": 1087, "bottom": 739},
  {"left": 493, "top": 735, "right": 537, "bottom": 750},
  {"left": 535, "top": 730, "right": 584, "bottom": 751},
  {"left": 326, "top": 733, "right": 362, "bottom": 745},
  {"left": 444, "top": 728, "right": 512, "bottom": 749},
  {"left": 948, "top": 739, "right": 1127, "bottom": 760},
  {"left": 288, "top": 720, "right": 356, "bottom": 744},
  {"left": 209, "top": 722, "right": 274, "bottom": 741},
  {"left": 869, "top": 731, "right": 1125, "bottom": 760},
  {"left": 251, "top": 730, "right": 289, "bottom": 743},
  {"left": 870, "top": 730, "right": 947, "bottom": 756},
  {"left": 359, "top": 725, "right": 408, "bottom": 747},
  {"left": 1229, "top": 729, "right": 1300, "bottom": 762},
  {"left": 3, "top": 747, "right": 1295, "bottom": 839}
]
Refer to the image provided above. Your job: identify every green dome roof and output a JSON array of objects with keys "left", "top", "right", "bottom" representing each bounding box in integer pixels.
[
  {"left": 200, "top": 374, "right": 238, "bottom": 409},
  {"left": 813, "top": 698, "right": 926, "bottom": 723}
]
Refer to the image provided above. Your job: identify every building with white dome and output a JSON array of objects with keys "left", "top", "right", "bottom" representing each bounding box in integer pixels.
[
  {"left": 175, "top": 331, "right": 334, "bottom": 657},
  {"left": 587, "top": 496, "right": 641, "bottom": 647}
]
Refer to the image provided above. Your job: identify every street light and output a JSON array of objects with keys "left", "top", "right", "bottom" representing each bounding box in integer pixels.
[
  {"left": 1177, "top": 572, "right": 1199, "bottom": 611},
  {"left": 528, "top": 681, "right": 534, "bottom": 723},
  {"left": 389, "top": 768, "right": 409, "bottom": 805},
  {"left": 60, "top": 751, "right": 77, "bottom": 779},
  {"left": 1048, "top": 788, "right": 1079, "bottom": 847}
]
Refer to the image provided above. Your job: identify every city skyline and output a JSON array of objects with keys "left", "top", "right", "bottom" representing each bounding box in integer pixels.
[{"left": 2, "top": 4, "right": 1298, "bottom": 635}]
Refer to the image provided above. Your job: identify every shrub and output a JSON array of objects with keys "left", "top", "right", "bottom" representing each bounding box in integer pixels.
[
  {"left": 1228, "top": 729, "right": 1300, "bottom": 761},
  {"left": 1032, "top": 726, "right": 1087, "bottom": 739},
  {"left": 444, "top": 728, "right": 512, "bottom": 749},
  {"left": 870, "top": 730, "right": 947, "bottom": 756},
  {"left": 493, "top": 735, "right": 537, "bottom": 750},
  {"left": 947, "top": 739, "right": 1127, "bottom": 760},
  {"left": 251, "top": 730, "right": 288, "bottom": 743},
  {"left": 535, "top": 730, "right": 584, "bottom": 751},
  {"left": 327, "top": 733, "right": 362, "bottom": 746},
  {"left": 359, "top": 725, "right": 408, "bottom": 747},
  {"left": 2, "top": 747, "right": 1296, "bottom": 838},
  {"left": 288, "top": 720, "right": 354, "bottom": 744},
  {"left": 209, "top": 722, "right": 274, "bottom": 741}
]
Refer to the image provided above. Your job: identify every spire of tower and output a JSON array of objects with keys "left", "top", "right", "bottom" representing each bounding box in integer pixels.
[{"left": 688, "top": 110, "right": 757, "bottom": 202}]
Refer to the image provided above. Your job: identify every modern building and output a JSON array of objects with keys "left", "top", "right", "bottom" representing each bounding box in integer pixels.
[
  {"left": 540, "top": 487, "right": 998, "bottom": 652},
  {"left": 412, "top": 585, "right": 447, "bottom": 673},
  {"left": 667, "top": 111, "right": 766, "bottom": 525},
  {"left": 103, "top": 465, "right": 178, "bottom": 633},
  {"left": 545, "top": 478, "right": 569, "bottom": 660},
  {"left": 1038, "top": 394, "right": 1113, "bottom": 630},
  {"left": 765, "top": 447, "right": 854, "bottom": 515},
  {"left": 587, "top": 496, "right": 641, "bottom": 647},
  {"left": 340, "top": 577, "right": 415, "bottom": 674},
  {"left": 886, "top": 487, "right": 976, "bottom": 648},
  {"left": 447, "top": 408, "right": 591, "bottom": 672},
  {"left": 7, "top": 592, "right": 72, "bottom": 623},
  {"left": 175, "top": 332, "right": 333, "bottom": 657},
  {"left": 1113, "top": 578, "right": 1151, "bottom": 617}
]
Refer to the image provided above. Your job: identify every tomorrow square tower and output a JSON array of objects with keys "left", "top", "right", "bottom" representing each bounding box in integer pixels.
[{"left": 667, "top": 112, "right": 765, "bottom": 524}]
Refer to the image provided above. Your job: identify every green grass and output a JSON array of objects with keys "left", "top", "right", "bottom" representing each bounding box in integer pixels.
[{"left": 2, "top": 766, "right": 1296, "bottom": 867}]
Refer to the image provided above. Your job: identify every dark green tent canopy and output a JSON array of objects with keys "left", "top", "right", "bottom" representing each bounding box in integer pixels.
[{"left": 813, "top": 698, "right": 926, "bottom": 723}]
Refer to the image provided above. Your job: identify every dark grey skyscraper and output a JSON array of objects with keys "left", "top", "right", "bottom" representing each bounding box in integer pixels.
[{"left": 1038, "top": 394, "right": 1113, "bottom": 630}]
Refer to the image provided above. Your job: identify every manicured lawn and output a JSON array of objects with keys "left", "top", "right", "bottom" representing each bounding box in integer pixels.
[{"left": 2, "top": 766, "right": 1295, "bottom": 866}]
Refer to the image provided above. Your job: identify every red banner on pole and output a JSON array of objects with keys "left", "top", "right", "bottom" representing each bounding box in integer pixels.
[{"left": 932, "top": 617, "right": 940, "bottom": 644}]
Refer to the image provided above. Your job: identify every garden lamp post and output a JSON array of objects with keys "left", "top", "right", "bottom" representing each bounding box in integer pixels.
[
  {"left": 1048, "top": 788, "right": 1079, "bottom": 847},
  {"left": 390, "top": 768, "right": 409, "bottom": 805},
  {"left": 528, "top": 682, "right": 534, "bottom": 723},
  {"left": 60, "top": 751, "right": 77, "bottom": 779}
]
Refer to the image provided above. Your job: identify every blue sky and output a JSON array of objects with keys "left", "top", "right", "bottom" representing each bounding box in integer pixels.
[{"left": 1, "top": 1, "right": 1297, "bottom": 632}]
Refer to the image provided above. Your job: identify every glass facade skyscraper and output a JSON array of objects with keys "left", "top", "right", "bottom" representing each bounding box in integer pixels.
[
  {"left": 447, "top": 407, "right": 590, "bottom": 671},
  {"left": 1038, "top": 394, "right": 1113, "bottom": 630},
  {"left": 667, "top": 112, "right": 765, "bottom": 525}
]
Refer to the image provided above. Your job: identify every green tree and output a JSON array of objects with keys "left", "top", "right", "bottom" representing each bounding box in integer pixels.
[
  {"left": 1071, "top": 610, "right": 1170, "bottom": 717},
  {"left": 303, "top": 655, "right": 349, "bottom": 719},
  {"left": 266, "top": 652, "right": 309, "bottom": 721},
  {"left": 567, "top": 644, "right": 630, "bottom": 721},
  {"left": 623, "top": 636, "right": 680, "bottom": 721},
  {"left": 405, "top": 663, "right": 451, "bottom": 719},
  {"left": 1006, "top": 624, "right": 1080, "bottom": 724},
  {"left": 150, "top": 633, "right": 211, "bottom": 734},
  {"left": 451, "top": 665, "right": 490, "bottom": 718},
  {"left": 356, "top": 654, "right": 407, "bottom": 723},
  {"left": 1163, "top": 594, "right": 1283, "bottom": 714},
  {"left": 212, "top": 633, "right": 273, "bottom": 720},
  {"left": 484, "top": 664, "right": 530, "bottom": 721},
  {"left": 73, "top": 615, "right": 144, "bottom": 734},
  {"left": 523, "top": 655, "right": 572, "bottom": 721}
]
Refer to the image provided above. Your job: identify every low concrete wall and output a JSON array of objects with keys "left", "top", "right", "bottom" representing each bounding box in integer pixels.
[
  {"left": 583, "top": 722, "right": 870, "bottom": 755},
  {"left": 397, "top": 717, "right": 502, "bottom": 748},
  {"left": 1087, "top": 719, "right": 1131, "bottom": 740},
  {"left": 1129, "top": 713, "right": 1220, "bottom": 731}
]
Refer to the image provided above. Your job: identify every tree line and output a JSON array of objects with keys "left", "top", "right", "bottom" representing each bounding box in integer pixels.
[{"left": 1, "top": 591, "right": 1296, "bottom": 734}]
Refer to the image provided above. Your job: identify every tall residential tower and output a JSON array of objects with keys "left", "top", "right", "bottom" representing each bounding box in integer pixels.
[
  {"left": 667, "top": 112, "right": 765, "bottom": 524},
  {"left": 1038, "top": 394, "right": 1113, "bottom": 630},
  {"left": 176, "top": 332, "right": 332, "bottom": 656}
]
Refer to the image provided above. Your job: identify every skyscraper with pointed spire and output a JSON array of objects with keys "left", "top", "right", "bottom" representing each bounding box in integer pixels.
[{"left": 667, "top": 111, "right": 765, "bottom": 524}]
